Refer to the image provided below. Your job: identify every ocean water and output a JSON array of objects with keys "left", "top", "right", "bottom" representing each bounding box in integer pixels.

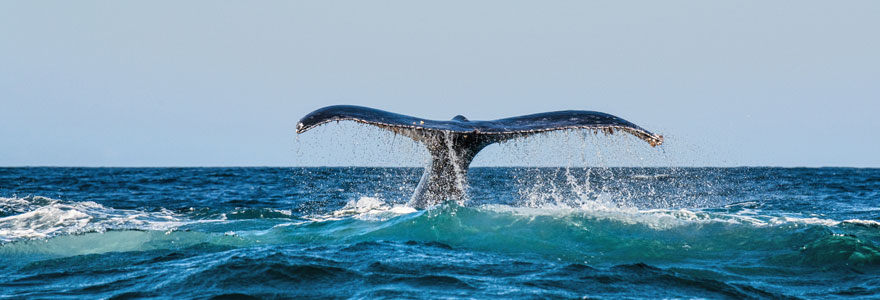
[{"left": 1, "top": 167, "right": 878, "bottom": 299}]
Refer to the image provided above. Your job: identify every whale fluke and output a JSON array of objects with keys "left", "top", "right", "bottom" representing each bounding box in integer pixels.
[{"left": 297, "top": 105, "right": 663, "bottom": 209}]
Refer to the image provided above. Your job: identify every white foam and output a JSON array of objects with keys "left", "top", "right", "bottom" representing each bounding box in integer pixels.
[
  {"left": 480, "top": 198, "right": 874, "bottom": 232},
  {"left": 631, "top": 174, "right": 671, "bottom": 180},
  {"left": 482, "top": 201, "right": 711, "bottom": 230},
  {"left": 307, "top": 196, "right": 417, "bottom": 222},
  {"left": 0, "top": 195, "right": 59, "bottom": 215},
  {"left": 771, "top": 216, "right": 841, "bottom": 227},
  {"left": 0, "top": 196, "right": 183, "bottom": 243},
  {"left": 340, "top": 196, "right": 386, "bottom": 213},
  {"left": 843, "top": 219, "right": 880, "bottom": 228}
]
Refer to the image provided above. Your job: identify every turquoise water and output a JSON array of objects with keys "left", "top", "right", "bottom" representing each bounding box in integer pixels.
[{"left": 1, "top": 167, "right": 878, "bottom": 299}]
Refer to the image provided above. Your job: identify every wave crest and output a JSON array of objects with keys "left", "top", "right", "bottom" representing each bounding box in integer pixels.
[{"left": 0, "top": 196, "right": 181, "bottom": 243}]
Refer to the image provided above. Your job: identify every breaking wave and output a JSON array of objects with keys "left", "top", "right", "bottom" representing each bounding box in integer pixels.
[{"left": 3, "top": 195, "right": 878, "bottom": 270}]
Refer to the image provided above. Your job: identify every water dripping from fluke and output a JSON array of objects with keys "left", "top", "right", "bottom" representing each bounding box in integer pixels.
[{"left": 296, "top": 105, "right": 663, "bottom": 209}]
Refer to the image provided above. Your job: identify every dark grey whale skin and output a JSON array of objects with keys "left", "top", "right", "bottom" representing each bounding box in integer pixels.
[{"left": 297, "top": 105, "right": 663, "bottom": 209}]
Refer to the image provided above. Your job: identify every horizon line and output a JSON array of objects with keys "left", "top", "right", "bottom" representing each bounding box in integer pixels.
[{"left": 0, "top": 165, "right": 876, "bottom": 169}]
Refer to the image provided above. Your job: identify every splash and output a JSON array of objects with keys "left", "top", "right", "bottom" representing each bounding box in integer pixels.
[{"left": 318, "top": 196, "right": 417, "bottom": 222}]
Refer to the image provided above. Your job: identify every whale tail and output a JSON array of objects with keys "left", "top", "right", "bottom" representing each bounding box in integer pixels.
[{"left": 296, "top": 105, "right": 663, "bottom": 209}]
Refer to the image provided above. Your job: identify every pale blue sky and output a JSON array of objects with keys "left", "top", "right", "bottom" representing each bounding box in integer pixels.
[{"left": 1, "top": 1, "right": 878, "bottom": 167}]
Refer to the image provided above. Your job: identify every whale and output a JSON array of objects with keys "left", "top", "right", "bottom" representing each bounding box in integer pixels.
[{"left": 296, "top": 105, "right": 663, "bottom": 209}]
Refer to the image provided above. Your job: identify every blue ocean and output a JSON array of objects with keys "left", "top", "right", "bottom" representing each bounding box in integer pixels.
[{"left": 1, "top": 167, "right": 878, "bottom": 299}]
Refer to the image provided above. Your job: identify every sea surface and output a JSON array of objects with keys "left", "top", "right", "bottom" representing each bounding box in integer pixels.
[{"left": 1, "top": 167, "right": 878, "bottom": 299}]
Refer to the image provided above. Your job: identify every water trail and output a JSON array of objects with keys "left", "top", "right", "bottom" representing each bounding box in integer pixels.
[{"left": 442, "top": 131, "right": 469, "bottom": 205}]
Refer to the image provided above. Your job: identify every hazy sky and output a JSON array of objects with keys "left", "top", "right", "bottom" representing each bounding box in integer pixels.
[{"left": 1, "top": 1, "right": 878, "bottom": 167}]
